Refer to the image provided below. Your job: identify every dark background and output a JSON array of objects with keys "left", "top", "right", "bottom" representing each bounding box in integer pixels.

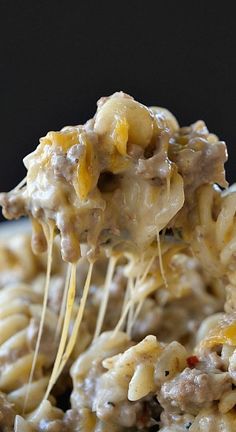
[{"left": 0, "top": 1, "right": 235, "bottom": 221}]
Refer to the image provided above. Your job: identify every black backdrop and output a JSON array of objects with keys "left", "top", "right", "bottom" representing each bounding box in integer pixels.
[{"left": 0, "top": 1, "right": 235, "bottom": 221}]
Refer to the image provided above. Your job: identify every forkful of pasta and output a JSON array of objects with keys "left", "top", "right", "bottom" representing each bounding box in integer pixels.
[{"left": 0, "top": 92, "right": 184, "bottom": 262}]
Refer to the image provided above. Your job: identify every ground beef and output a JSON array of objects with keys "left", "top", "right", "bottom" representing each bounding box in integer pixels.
[
  {"left": 0, "top": 391, "right": 16, "bottom": 431},
  {"left": 169, "top": 121, "right": 227, "bottom": 196},
  {"left": 136, "top": 133, "right": 172, "bottom": 182},
  {"left": 158, "top": 367, "right": 232, "bottom": 415},
  {"left": 0, "top": 190, "right": 27, "bottom": 221}
]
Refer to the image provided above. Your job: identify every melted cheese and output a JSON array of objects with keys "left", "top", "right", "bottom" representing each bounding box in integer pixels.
[
  {"left": 126, "top": 276, "right": 135, "bottom": 337},
  {"left": 54, "top": 265, "right": 71, "bottom": 344},
  {"left": 198, "top": 316, "right": 236, "bottom": 350},
  {"left": 11, "top": 176, "right": 27, "bottom": 192},
  {"left": 44, "top": 263, "right": 77, "bottom": 400},
  {"left": 54, "top": 262, "right": 94, "bottom": 383},
  {"left": 23, "top": 222, "right": 54, "bottom": 413},
  {"left": 93, "top": 257, "right": 117, "bottom": 340},
  {"left": 156, "top": 229, "right": 168, "bottom": 288},
  {"left": 0, "top": 92, "right": 232, "bottom": 428}
]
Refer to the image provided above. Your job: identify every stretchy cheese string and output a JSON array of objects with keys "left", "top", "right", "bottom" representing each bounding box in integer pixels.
[
  {"left": 124, "top": 254, "right": 144, "bottom": 335},
  {"left": 11, "top": 176, "right": 27, "bottom": 192},
  {"left": 139, "top": 254, "right": 156, "bottom": 286},
  {"left": 166, "top": 175, "right": 171, "bottom": 202},
  {"left": 93, "top": 257, "right": 117, "bottom": 340},
  {"left": 126, "top": 276, "right": 135, "bottom": 337},
  {"left": 113, "top": 247, "right": 161, "bottom": 338},
  {"left": 23, "top": 222, "right": 54, "bottom": 414},
  {"left": 112, "top": 299, "right": 131, "bottom": 338},
  {"left": 127, "top": 253, "right": 157, "bottom": 335},
  {"left": 54, "top": 265, "right": 71, "bottom": 344},
  {"left": 116, "top": 258, "right": 139, "bottom": 335},
  {"left": 132, "top": 298, "right": 144, "bottom": 326},
  {"left": 157, "top": 229, "right": 168, "bottom": 288},
  {"left": 121, "top": 274, "right": 132, "bottom": 318},
  {"left": 54, "top": 262, "right": 94, "bottom": 382},
  {"left": 127, "top": 257, "right": 146, "bottom": 336},
  {"left": 112, "top": 265, "right": 143, "bottom": 337},
  {"left": 161, "top": 227, "right": 167, "bottom": 242},
  {"left": 44, "top": 262, "right": 77, "bottom": 400}
]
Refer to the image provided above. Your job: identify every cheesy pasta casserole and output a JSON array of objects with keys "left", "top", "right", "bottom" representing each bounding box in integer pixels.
[{"left": 0, "top": 92, "right": 235, "bottom": 431}]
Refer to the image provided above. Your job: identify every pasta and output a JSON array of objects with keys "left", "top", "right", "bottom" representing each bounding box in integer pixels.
[
  {"left": 14, "top": 400, "right": 65, "bottom": 432},
  {"left": 0, "top": 229, "right": 63, "bottom": 287},
  {"left": 0, "top": 92, "right": 235, "bottom": 431},
  {"left": 0, "top": 282, "right": 57, "bottom": 413}
]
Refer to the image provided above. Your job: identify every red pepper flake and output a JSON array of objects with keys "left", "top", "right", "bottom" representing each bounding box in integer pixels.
[{"left": 187, "top": 355, "right": 199, "bottom": 368}]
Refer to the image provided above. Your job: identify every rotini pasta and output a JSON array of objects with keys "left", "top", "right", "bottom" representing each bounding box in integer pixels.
[
  {"left": 0, "top": 228, "right": 63, "bottom": 287},
  {"left": 0, "top": 283, "right": 57, "bottom": 413}
]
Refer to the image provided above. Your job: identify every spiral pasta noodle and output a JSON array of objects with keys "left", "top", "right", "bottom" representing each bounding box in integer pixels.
[
  {"left": 0, "top": 282, "right": 57, "bottom": 413},
  {"left": 181, "top": 184, "right": 236, "bottom": 314}
]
